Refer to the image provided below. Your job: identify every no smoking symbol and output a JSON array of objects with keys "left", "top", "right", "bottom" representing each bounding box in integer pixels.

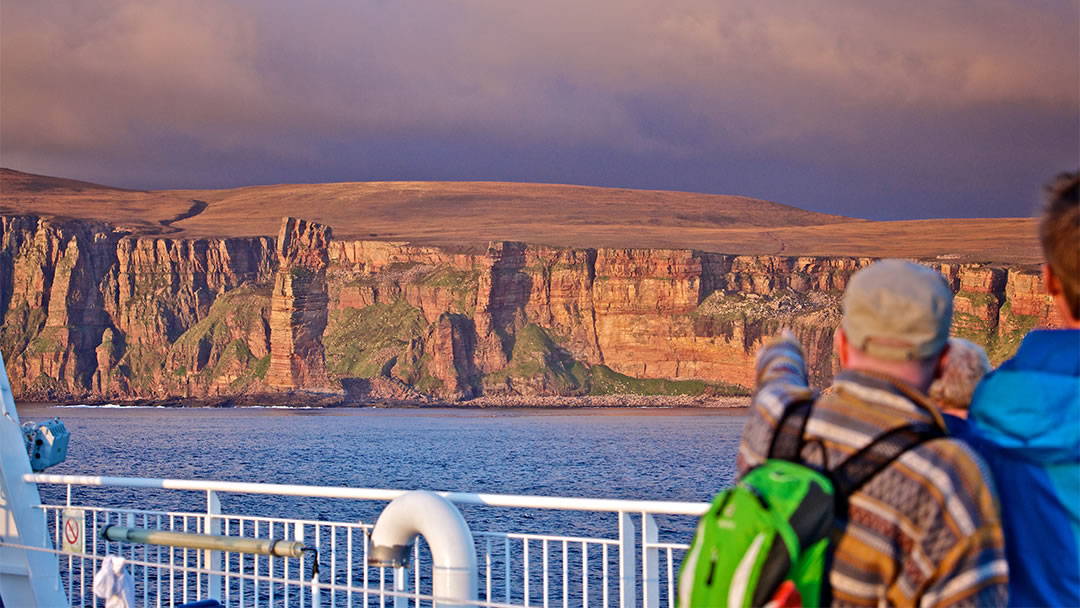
[
  {"left": 65, "top": 518, "right": 80, "bottom": 545},
  {"left": 62, "top": 509, "right": 84, "bottom": 554}
]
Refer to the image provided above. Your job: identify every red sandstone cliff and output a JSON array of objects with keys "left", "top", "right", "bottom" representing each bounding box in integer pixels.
[
  {"left": 2, "top": 215, "right": 273, "bottom": 399},
  {"left": 0, "top": 214, "right": 1062, "bottom": 403},
  {"left": 266, "top": 218, "right": 333, "bottom": 391}
]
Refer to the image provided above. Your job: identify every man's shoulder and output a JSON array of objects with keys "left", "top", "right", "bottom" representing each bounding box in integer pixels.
[
  {"left": 904, "top": 434, "right": 991, "bottom": 484},
  {"left": 810, "top": 384, "right": 995, "bottom": 502},
  {"left": 969, "top": 330, "right": 1080, "bottom": 453},
  {"left": 1007, "top": 329, "right": 1080, "bottom": 372},
  {"left": 860, "top": 435, "right": 999, "bottom": 539},
  {"left": 810, "top": 376, "right": 931, "bottom": 433}
]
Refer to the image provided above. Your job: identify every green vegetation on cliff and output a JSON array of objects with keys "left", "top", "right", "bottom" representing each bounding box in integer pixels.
[
  {"left": 122, "top": 343, "right": 165, "bottom": 392},
  {"left": 23, "top": 327, "right": 65, "bottom": 357},
  {"left": 949, "top": 291, "right": 1036, "bottom": 365},
  {"left": 417, "top": 266, "right": 480, "bottom": 315},
  {"left": 324, "top": 298, "right": 428, "bottom": 378},
  {"left": 0, "top": 301, "right": 47, "bottom": 361},
  {"left": 158, "top": 283, "right": 271, "bottom": 392},
  {"left": 29, "top": 372, "right": 66, "bottom": 395},
  {"left": 485, "top": 324, "right": 590, "bottom": 394},
  {"left": 418, "top": 266, "right": 480, "bottom": 290},
  {"left": 951, "top": 311, "right": 996, "bottom": 346},
  {"left": 951, "top": 290, "right": 1000, "bottom": 347},
  {"left": 956, "top": 290, "right": 998, "bottom": 309},
  {"left": 484, "top": 323, "right": 749, "bottom": 397},
  {"left": 587, "top": 364, "right": 747, "bottom": 397},
  {"left": 692, "top": 289, "right": 841, "bottom": 324},
  {"left": 985, "top": 301, "right": 1041, "bottom": 365}
]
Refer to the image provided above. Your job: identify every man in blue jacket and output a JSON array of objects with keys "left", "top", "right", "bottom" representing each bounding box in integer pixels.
[{"left": 968, "top": 171, "right": 1080, "bottom": 607}]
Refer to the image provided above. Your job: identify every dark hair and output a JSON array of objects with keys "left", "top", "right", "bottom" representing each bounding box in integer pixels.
[{"left": 1041, "top": 172, "right": 1080, "bottom": 319}]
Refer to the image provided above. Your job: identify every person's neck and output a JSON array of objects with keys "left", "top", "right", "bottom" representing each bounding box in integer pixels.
[
  {"left": 942, "top": 406, "right": 968, "bottom": 419},
  {"left": 844, "top": 363, "right": 931, "bottom": 394}
]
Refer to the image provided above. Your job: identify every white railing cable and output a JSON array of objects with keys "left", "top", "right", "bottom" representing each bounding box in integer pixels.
[{"left": 26, "top": 473, "right": 709, "bottom": 515}]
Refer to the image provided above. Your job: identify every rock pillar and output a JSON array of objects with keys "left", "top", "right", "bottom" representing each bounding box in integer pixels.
[{"left": 266, "top": 217, "right": 332, "bottom": 390}]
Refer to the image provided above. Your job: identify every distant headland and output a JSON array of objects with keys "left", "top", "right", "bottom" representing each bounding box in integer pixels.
[{"left": 0, "top": 169, "right": 1059, "bottom": 406}]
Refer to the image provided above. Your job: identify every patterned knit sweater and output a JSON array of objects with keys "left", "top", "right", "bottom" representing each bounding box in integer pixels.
[{"left": 737, "top": 336, "right": 1008, "bottom": 607}]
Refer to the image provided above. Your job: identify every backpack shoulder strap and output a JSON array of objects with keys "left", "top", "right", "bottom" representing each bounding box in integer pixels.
[
  {"left": 830, "top": 422, "right": 944, "bottom": 499},
  {"left": 767, "top": 398, "right": 815, "bottom": 462}
]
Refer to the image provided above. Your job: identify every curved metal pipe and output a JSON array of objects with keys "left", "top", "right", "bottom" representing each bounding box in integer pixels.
[
  {"left": 102, "top": 526, "right": 306, "bottom": 558},
  {"left": 368, "top": 490, "right": 477, "bottom": 607}
]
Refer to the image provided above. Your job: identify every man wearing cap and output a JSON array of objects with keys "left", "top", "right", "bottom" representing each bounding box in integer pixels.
[{"left": 737, "top": 259, "right": 1008, "bottom": 607}]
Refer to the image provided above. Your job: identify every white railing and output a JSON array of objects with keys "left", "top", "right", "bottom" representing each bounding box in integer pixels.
[{"left": 21, "top": 473, "right": 708, "bottom": 608}]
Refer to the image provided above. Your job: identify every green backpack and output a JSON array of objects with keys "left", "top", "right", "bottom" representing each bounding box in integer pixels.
[{"left": 677, "top": 400, "right": 942, "bottom": 607}]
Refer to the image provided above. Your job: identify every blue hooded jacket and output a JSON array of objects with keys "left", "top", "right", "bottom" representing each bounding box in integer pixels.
[{"left": 969, "top": 329, "right": 1080, "bottom": 607}]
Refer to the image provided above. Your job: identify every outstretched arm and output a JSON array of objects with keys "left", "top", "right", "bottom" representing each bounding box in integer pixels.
[{"left": 736, "top": 329, "right": 815, "bottom": 477}]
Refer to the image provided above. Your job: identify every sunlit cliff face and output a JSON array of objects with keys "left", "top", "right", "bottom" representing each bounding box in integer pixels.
[
  {"left": 0, "top": 214, "right": 1061, "bottom": 402},
  {"left": 2, "top": 0, "right": 1077, "bottom": 219}
]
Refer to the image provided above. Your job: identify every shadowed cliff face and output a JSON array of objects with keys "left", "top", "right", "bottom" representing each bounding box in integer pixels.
[
  {"left": 0, "top": 215, "right": 1062, "bottom": 402},
  {"left": 0, "top": 215, "right": 117, "bottom": 395},
  {"left": 1, "top": 215, "right": 274, "bottom": 400}
]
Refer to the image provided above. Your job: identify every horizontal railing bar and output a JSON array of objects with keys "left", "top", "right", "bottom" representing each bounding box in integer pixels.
[
  {"left": 0, "top": 541, "right": 521, "bottom": 608},
  {"left": 42, "top": 504, "right": 643, "bottom": 548},
  {"left": 647, "top": 542, "right": 691, "bottom": 550},
  {"left": 37, "top": 504, "right": 370, "bottom": 529},
  {"left": 37, "top": 504, "right": 174, "bottom": 518},
  {"left": 47, "top": 504, "right": 620, "bottom": 546},
  {"left": 44, "top": 507, "right": 617, "bottom": 549},
  {"left": 49, "top": 503, "right": 619, "bottom": 548},
  {"left": 499, "top": 533, "right": 619, "bottom": 545},
  {"left": 27, "top": 473, "right": 710, "bottom": 515}
]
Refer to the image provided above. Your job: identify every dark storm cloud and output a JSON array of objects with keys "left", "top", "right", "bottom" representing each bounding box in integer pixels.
[{"left": 2, "top": 0, "right": 1077, "bottom": 219}]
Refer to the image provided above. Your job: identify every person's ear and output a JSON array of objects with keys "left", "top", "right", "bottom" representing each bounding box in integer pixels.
[
  {"left": 834, "top": 327, "right": 850, "bottom": 368},
  {"left": 1044, "top": 262, "right": 1062, "bottom": 298}
]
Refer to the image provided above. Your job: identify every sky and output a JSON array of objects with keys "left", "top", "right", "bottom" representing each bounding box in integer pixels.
[{"left": 1, "top": 0, "right": 1077, "bottom": 220}]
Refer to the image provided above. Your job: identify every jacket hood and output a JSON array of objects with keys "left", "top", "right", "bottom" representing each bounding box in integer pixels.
[{"left": 970, "top": 330, "right": 1080, "bottom": 466}]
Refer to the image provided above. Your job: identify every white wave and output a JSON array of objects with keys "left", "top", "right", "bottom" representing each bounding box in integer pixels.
[
  {"left": 58, "top": 404, "right": 164, "bottom": 409},
  {"left": 237, "top": 405, "right": 323, "bottom": 410}
]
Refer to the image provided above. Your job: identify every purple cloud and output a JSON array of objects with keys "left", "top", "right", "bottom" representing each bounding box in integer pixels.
[{"left": 2, "top": 0, "right": 1076, "bottom": 219}]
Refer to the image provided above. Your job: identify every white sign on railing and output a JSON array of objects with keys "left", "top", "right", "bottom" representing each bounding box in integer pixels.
[{"left": 61, "top": 508, "right": 85, "bottom": 554}]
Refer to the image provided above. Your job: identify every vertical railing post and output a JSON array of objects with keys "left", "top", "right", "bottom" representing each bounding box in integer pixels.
[
  {"left": 393, "top": 566, "right": 409, "bottom": 608},
  {"left": 295, "top": 522, "right": 307, "bottom": 608},
  {"left": 618, "top": 511, "right": 637, "bottom": 608},
  {"left": 312, "top": 525, "right": 323, "bottom": 608},
  {"left": 642, "top": 513, "right": 659, "bottom": 608},
  {"left": 206, "top": 490, "right": 223, "bottom": 600}
]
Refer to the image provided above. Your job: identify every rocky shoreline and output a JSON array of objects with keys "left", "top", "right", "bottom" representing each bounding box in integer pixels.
[{"left": 50, "top": 392, "right": 751, "bottom": 409}]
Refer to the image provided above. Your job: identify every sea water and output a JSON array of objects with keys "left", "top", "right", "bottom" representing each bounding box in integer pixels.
[
  {"left": 22, "top": 404, "right": 746, "bottom": 533},
  {"left": 17, "top": 404, "right": 747, "bottom": 603}
]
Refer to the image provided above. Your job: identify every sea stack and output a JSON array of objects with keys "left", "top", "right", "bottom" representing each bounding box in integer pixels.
[{"left": 266, "top": 217, "right": 333, "bottom": 390}]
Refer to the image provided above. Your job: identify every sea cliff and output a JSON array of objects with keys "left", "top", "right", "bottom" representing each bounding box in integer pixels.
[{"left": 0, "top": 215, "right": 1061, "bottom": 404}]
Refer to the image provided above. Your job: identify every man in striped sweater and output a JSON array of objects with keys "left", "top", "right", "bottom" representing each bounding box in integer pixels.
[{"left": 738, "top": 260, "right": 1008, "bottom": 607}]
